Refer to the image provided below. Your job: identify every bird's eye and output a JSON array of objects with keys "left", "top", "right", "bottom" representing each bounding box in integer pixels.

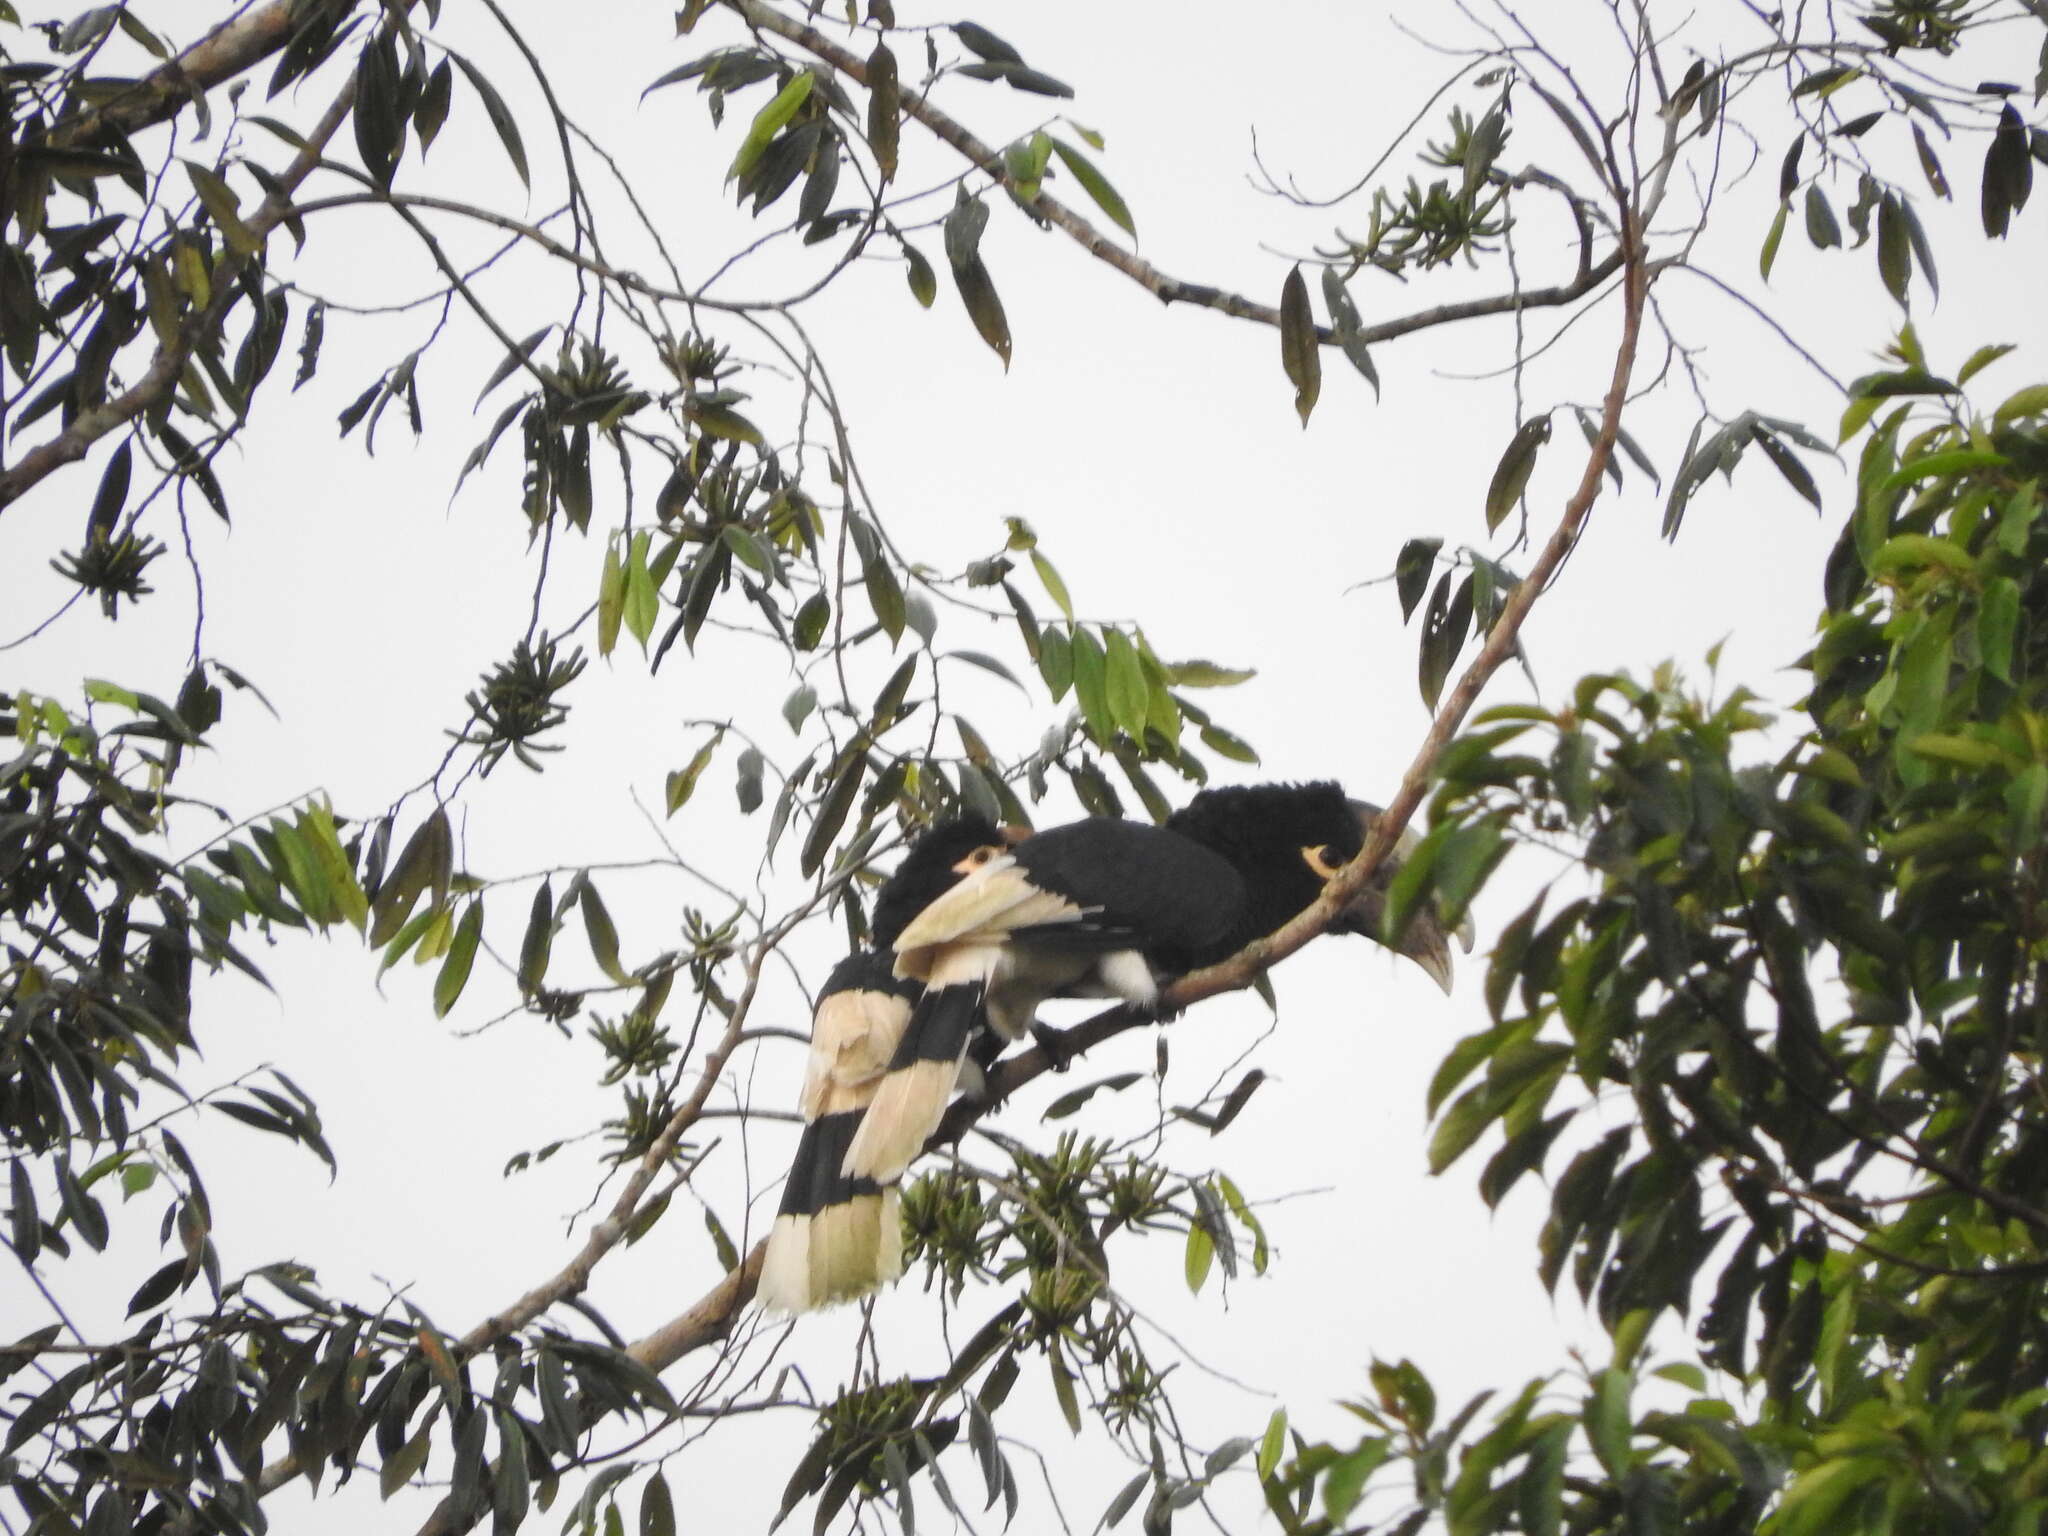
[
  {"left": 952, "top": 845, "right": 999, "bottom": 874},
  {"left": 1301, "top": 844, "right": 1346, "bottom": 879}
]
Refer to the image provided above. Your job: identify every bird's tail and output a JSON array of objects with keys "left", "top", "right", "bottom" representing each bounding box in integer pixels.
[
  {"left": 758, "top": 1111, "right": 903, "bottom": 1314},
  {"left": 842, "top": 948, "right": 993, "bottom": 1186}
]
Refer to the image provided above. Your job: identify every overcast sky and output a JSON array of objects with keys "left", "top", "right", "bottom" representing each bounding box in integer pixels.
[{"left": 5, "top": 2, "right": 2045, "bottom": 1531}]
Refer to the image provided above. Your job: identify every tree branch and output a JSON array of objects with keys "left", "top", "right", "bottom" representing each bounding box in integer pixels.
[
  {"left": 53, "top": 0, "right": 314, "bottom": 145},
  {"left": 723, "top": 0, "right": 1619, "bottom": 345},
  {"left": 0, "top": 44, "right": 363, "bottom": 512}
]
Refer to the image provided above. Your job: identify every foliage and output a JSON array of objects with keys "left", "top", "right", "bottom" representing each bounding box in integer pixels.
[
  {"left": 1268, "top": 361, "right": 2048, "bottom": 1534},
  {"left": 0, "top": 1, "right": 2043, "bottom": 1535}
]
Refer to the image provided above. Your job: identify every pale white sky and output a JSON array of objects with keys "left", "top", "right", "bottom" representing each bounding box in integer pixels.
[{"left": 4, "top": 2, "right": 2044, "bottom": 1531}]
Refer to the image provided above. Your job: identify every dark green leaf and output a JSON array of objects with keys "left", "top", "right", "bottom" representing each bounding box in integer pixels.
[
  {"left": 1486, "top": 417, "right": 1551, "bottom": 532},
  {"left": 1278, "top": 266, "right": 1320, "bottom": 427}
]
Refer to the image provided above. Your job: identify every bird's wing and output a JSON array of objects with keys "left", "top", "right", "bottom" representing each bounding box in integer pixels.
[{"left": 891, "top": 819, "right": 1246, "bottom": 979}]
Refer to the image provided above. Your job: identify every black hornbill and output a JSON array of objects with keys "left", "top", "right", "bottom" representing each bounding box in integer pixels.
[
  {"left": 842, "top": 781, "right": 1467, "bottom": 1187},
  {"left": 757, "top": 815, "right": 1024, "bottom": 1314}
]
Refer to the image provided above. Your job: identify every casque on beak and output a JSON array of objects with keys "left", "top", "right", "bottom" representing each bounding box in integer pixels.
[{"left": 1327, "top": 799, "right": 1474, "bottom": 995}]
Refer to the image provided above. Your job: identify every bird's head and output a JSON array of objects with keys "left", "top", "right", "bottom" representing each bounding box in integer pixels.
[
  {"left": 1325, "top": 799, "right": 1475, "bottom": 994},
  {"left": 1168, "top": 783, "right": 1472, "bottom": 992},
  {"left": 870, "top": 814, "right": 1029, "bottom": 946},
  {"left": 1167, "top": 782, "right": 1367, "bottom": 940}
]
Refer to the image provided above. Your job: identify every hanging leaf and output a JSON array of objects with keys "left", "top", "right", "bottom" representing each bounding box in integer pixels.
[
  {"left": 1048, "top": 137, "right": 1134, "bottom": 236},
  {"left": 903, "top": 243, "right": 936, "bottom": 308},
  {"left": 950, "top": 254, "right": 1011, "bottom": 367},
  {"left": 450, "top": 52, "right": 531, "bottom": 187},
  {"left": 1395, "top": 538, "right": 1441, "bottom": 622},
  {"left": 1803, "top": 184, "right": 1840, "bottom": 248},
  {"left": 1030, "top": 550, "right": 1073, "bottom": 621},
  {"left": 1278, "top": 266, "right": 1320, "bottom": 427},
  {"left": 1102, "top": 629, "right": 1149, "bottom": 740},
  {"left": 665, "top": 731, "right": 721, "bottom": 814},
  {"left": 866, "top": 41, "right": 899, "bottom": 181},
  {"left": 517, "top": 880, "right": 554, "bottom": 995},
  {"left": 1912, "top": 120, "right": 1951, "bottom": 198},
  {"left": 1759, "top": 199, "right": 1789, "bottom": 280},
  {"left": 1876, "top": 193, "right": 1912, "bottom": 305},
  {"left": 1754, "top": 430, "right": 1823, "bottom": 511},
  {"left": 951, "top": 22, "right": 1023, "bottom": 63},
  {"left": 579, "top": 880, "right": 629, "bottom": 984},
  {"left": 1485, "top": 417, "right": 1551, "bottom": 533},
  {"left": 1981, "top": 103, "right": 2033, "bottom": 238},
  {"left": 432, "top": 900, "right": 483, "bottom": 1017},
  {"left": 801, "top": 754, "right": 865, "bottom": 877}
]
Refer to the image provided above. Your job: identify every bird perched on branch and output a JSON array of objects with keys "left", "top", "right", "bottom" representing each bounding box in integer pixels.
[
  {"left": 757, "top": 815, "right": 1024, "bottom": 1314},
  {"left": 843, "top": 782, "right": 1466, "bottom": 1188}
]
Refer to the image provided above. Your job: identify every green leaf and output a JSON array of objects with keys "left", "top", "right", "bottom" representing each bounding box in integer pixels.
[
  {"left": 1030, "top": 550, "right": 1074, "bottom": 621},
  {"left": 1184, "top": 1221, "right": 1214, "bottom": 1293},
  {"left": 1584, "top": 1368, "right": 1634, "bottom": 1474},
  {"left": 1256, "top": 1408, "right": 1288, "bottom": 1480},
  {"left": 1979, "top": 575, "right": 2020, "bottom": 683},
  {"left": 1876, "top": 193, "right": 1912, "bottom": 305},
  {"left": 597, "top": 537, "right": 625, "bottom": 658},
  {"left": 1278, "top": 265, "right": 1320, "bottom": 427},
  {"left": 518, "top": 880, "right": 554, "bottom": 995},
  {"left": 1395, "top": 538, "right": 1441, "bottom": 622},
  {"left": 866, "top": 41, "right": 899, "bottom": 181},
  {"left": 1102, "top": 629, "right": 1149, "bottom": 739},
  {"left": 1802, "top": 183, "right": 1840, "bottom": 248},
  {"left": 579, "top": 880, "right": 629, "bottom": 984},
  {"left": 865, "top": 555, "right": 906, "bottom": 644},
  {"left": 1070, "top": 628, "right": 1113, "bottom": 740},
  {"left": 450, "top": 52, "right": 531, "bottom": 187},
  {"left": 1048, "top": 136, "right": 1135, "bottom": 236},
  {"left": 1486, "top": 417, "right": 1552, "bottom": 532},
  {"left": 1199, "top": 724, "right": 1258, "bottom": 764},
  {"left": 729, "top": 69, "right": 813, "bottom": 183},
  {"left": 801, "top": 754, "right": 864, "bottom": 878},
  {"left": 950, "top": 253, "right": 1011, "bottom": 368},
  {"left": 1167, "top": 659, "right": 1255, "bottom": 688},
  {"left": 903, "top": 243, "right": 936, "bottom": 308},
  {"left": 624, "top": 533, "right": 659, "bottom": 650},
  {"left": 666, "top": 731, "right": 721, "bottom": 815},
  {"left": 433, "top": 900, "right": 483, "bottom": 1018},
  {"left": 794, "top": 592, "right": 830, "bottom": 650},
  {"left": 183, "top": 161, "right": 258, "bottom": 255},
  {"left": 1760, "top": 199, "right": 1789, "bottom": 280}
]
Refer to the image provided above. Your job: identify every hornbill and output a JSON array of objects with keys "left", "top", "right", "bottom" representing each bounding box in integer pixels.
[
  {"left": 757, "top": 815, "right": 1023, "bottom": 1314},
  {"left": 843, "top": 782, "right": 1466, "bottom": 1187}
]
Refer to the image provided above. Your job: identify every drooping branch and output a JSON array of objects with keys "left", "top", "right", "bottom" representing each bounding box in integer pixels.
[{"left": 723, "top": 0, "right": 1620, "bottom": 344}]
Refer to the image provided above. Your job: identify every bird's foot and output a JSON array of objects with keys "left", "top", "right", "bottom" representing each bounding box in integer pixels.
[{"left": 1030, "top": 1020, "right": 1078, "bottom": 1072}]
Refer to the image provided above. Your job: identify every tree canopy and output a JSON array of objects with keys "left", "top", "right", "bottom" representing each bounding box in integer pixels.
[{"left": 3, "top": 2, "right": 2047, "bottom": 1534}]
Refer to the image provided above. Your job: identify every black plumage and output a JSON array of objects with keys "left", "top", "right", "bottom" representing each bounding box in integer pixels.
[
  {"left": 757, "top": 816, "right": 1018, "bottom": 1313},
  {"left": 845, "top": 781, "right": 1458, "bottom": 1186}
]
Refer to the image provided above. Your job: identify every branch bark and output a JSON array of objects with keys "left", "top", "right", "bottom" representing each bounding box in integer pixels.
[{"left": 54, "top": 1, "right": 315, "bottom": 145}]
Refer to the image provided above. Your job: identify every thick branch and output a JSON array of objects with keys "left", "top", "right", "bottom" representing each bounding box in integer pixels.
[
  {"left": 55, "top": 1, "right": 315, "bottom": 145},
  {"left": 725, "top": 0, "right": 1618, "bottom": 343}
]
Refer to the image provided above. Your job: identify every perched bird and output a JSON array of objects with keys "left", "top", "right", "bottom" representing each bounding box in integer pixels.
[
  {"left": 756, "top": 815, "right": 1021, "bottom": 1314},
  {"left": 844, "top": 782, "right": 1465, "bottom": 1187}
]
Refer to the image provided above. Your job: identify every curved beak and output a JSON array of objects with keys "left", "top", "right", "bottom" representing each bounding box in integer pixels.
[{"left": 1331, "top": 800, "right": 1474, "bottom": 995}]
